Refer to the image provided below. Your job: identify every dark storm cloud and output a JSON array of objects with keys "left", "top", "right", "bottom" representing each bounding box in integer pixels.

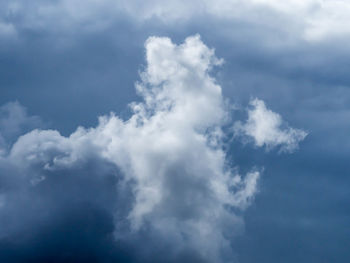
[
  {"left": 0, "top": 163, "right": 132, "bottom": 263},
  {"left": 0, "top": 158, "right": 212, "bottom": 263}
]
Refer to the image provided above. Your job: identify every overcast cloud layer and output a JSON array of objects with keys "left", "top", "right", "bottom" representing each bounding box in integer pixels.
[
  {"left": 0, "top": 1, "right": 349, "bottom": 263},
  {"left": 2, "top": 0, "right": 350, "bottom": 42}
]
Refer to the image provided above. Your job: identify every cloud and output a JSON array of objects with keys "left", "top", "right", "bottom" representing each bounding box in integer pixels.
[
  {"left": 234, "top": 98, "right": 307, "bottom": 152},
  {"left": 0, "top": 35, "right": 306, "bottom": 262},
  {"left": 112, "top": 0, "right": 350, "bottom": 42},
  {"left": 1, "top": 0, "right": 350, "bottom": 43},
  {"left": 0, "top": 101, "right": 42, "bottom": 154}
]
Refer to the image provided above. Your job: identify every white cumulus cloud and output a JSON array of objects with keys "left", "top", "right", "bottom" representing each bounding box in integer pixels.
[
  {"left": 0, "top": 35, "right": 308, "bottom": 262},
  {"left": 234, "top": 98, "right": 307, "bottom": 152},
  {"left": 2, "top": 35, "right": 263, "bottom": 262}
]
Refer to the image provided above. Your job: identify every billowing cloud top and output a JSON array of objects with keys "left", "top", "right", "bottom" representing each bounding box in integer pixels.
[{"left": 0, "top": 35, "right": 306, "bottom": 262}]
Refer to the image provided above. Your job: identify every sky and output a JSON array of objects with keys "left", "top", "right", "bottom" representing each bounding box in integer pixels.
[{"left": 0, "top": 1, "right": 349, "bottom": 262}]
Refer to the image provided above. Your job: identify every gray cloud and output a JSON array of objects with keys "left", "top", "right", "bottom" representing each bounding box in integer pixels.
[
  {"left": 0, "top": 101, "right": 42, "bottom": 154},
  {"left": 2, "top": 0, "right": 350, "bottom": 45}
]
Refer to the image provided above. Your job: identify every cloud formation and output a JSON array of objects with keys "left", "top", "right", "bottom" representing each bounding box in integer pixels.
[
  {"left": 0, "top": 35, "right": 305, "bottom": 262},
  {"left": 2, "top": 0, "right": 350, "bottom": 42},
  {"left": 234, "top": 98, "right": 307, "bottom": 152},
  {"left": 0, "top": 101, "right": 42, "bottom": 154}
]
